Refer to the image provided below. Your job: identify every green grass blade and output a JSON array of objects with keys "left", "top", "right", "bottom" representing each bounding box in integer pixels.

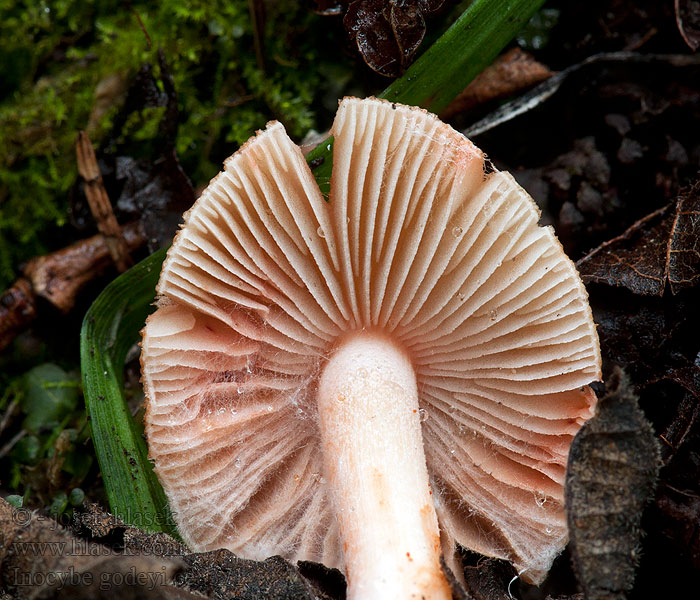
[
  {"left": 80, "top": 248, "right": 177, "bottom": 535},
  {"left": 81, "top": 0, "right": 546, "bottom": 532},
  {"left": 381, "top": 0, "right": 547, "bottom": 114}
]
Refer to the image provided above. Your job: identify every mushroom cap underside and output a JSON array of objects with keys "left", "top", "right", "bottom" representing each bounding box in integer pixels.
[{"left": 141, "top": 97, "right": 601, "bottom": 584}]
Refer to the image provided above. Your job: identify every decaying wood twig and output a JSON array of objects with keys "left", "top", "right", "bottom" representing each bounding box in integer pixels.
[
  {"left": 24, "top": 221, "right": 145, "bottom": 313},
  {"left": 0, "top": 222, "right": 146, "bottom": 351},
  {"left": 76, "top": 131, "right": 133, "bottom": 273}
]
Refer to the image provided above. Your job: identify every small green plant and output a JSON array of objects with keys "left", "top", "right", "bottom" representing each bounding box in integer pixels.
[{"left": 1, "top": 363, "right": 92, "bottom": 510}]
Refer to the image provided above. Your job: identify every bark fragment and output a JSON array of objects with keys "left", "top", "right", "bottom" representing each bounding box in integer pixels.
[
  {"left": 566, "top": 369, "right": 660, "bottom": 600},
  {"left": 0, "top": 222, "right": 145, "bottom": 351}
]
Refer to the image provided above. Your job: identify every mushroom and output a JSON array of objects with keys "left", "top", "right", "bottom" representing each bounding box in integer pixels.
[{"left": 141, "top": 97, "right": 601, "bottom": 599}]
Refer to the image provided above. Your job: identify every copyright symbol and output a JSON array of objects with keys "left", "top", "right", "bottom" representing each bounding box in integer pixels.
[{"left": 12, "top": 507, "right": 32, "bottom": 527}]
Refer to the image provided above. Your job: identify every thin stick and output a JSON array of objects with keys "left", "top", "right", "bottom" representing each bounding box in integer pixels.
[{"left": 76, "top": 131, "right": 133, "bottom": 272}]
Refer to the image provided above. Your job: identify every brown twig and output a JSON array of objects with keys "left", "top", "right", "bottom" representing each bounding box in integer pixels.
[
  {"left": 125, "top": 0, "right": 152, "bottom": 49},
  {"left": 76, "top": 131, "right": 133, "bottom": 272},
  {"left": 0, "top": 222, "right": 146, "bottom": 351},
  {"left": 23, "top": 221, "right": 145, "bottom": 313}
]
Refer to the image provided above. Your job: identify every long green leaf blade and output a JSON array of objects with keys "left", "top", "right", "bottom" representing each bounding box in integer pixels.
[{"left": 80, "top": 248, "right": 176, "bottom": 534}]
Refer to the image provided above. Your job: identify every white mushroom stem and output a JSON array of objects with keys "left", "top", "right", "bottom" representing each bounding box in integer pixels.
[{"left": 318, "top": 333, "right": 452, "bottom": 600}]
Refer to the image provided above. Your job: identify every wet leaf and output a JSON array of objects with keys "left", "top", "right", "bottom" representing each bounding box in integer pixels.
[
  {"left": 576, "top": 181, "right": 700, "bottom": 295},
  {"left": 667, "top": 182, "right": 700, "bottom": 293},
  {"left": 576, "top": 205, "right": 672, "bottom": 296},
  {"left": 344, "top": 0, "right": 402, "bottom": 77},
  {"left": 343, "top": 0, "right": 445, "bottom": 77},
  {"left": 676, "top": 0, "right": 700, "bottom": 51},
  {"left": 441, "top": 48, "right": 553, "bottom": 119},
  {"left": 566, "top": 369, "right": 661, "bottom": 600},
  {"left": 114, "top": 152, "right": 194, "bottom": 252},
  {"left": 391, "top": 2, "right": 427, "bottom": 64}
]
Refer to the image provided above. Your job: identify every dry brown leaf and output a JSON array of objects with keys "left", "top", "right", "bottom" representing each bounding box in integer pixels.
[
  {"left": 441, "top": 48, "right": 553, "bottom": 119},
  {"left": 577, "top": 181, "right": 700, "bottom": 295},
  {"left": 343, "top": 0, "right": 445, "bottom": 77},
  {"left": 675, "top": 0, "right": 700, "bottom": 51}
]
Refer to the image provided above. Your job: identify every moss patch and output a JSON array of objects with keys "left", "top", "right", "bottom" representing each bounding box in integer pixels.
[{"left": 0, "top": 0, "right": 356, "bottom": 288}]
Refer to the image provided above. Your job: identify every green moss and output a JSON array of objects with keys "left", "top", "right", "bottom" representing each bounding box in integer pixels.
[{"left": 0, "top": 1, "right": 355, "bottom": 288}]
